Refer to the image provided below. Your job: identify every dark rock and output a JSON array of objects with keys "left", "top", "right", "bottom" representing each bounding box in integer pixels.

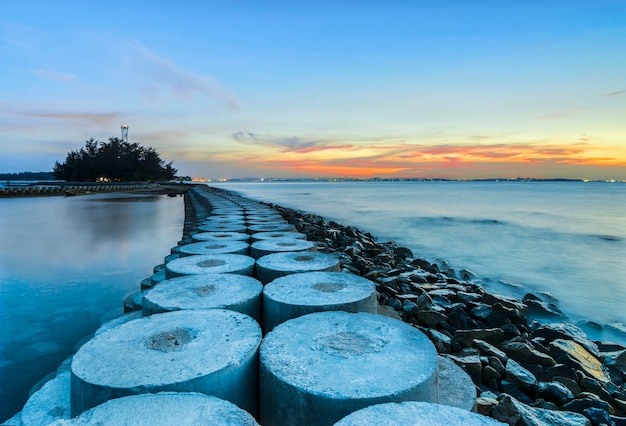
[
  {"left": 415, "top": 310, "right": 447, "bottom": 327},
  {"left": 562, "top": 392, "right": 612, "bottom": 415},
  {"left": 524, "top": 298, "right": 566, "bottom": 319},
  {"left": 402, "top": 300, "right": 419, "bottom": 315},
  {"left": 455, "top": 328, "right": 505, "bottom": 346},
  {"left": 499, "top": 341, "right": 557, "bottom": 367},
  {"left": 386, "top": 297, "right": 403, "bottom": 311},
  {"left": 610, "top": 415, "right": 626, "bottom": 426},
  {"left": 580, "top": 377, "right": 614, "bottom": 404},
  {"left": 534, "top": 380, "right": 575, "bottom": 405},
  {"left": 535, "top": 323, "right": 600, "bottom": 357},
  {"left": 499, "top": 381, "right": 536, "bottom": 405},
  {"left": 483, "top": 365, "right": 501, "bottom": 384},
  {"left": 506, "top": 359, "right": 537, "bottom": 393},
  {"left": 552, "top": 376, "right": 582, "bottom": 397},
  {"left": 457, "top": 291, "right": 481, "bottom": 304},
  {"left": 501, "top": 323, "right": 522, "bottom": 340},
  {"left": 424, "top": 328, "right": 452, "bottom": 353},
  {"left": 447, "top": 351, "right": 482, "bottom": 383},
  {"left": 583, "top": 407, "right": 615, "bottom": 426},
  {"left": 543, "top": 364, "right": 580, "bottom": 382},
  {"left": 473, "top": 339, "right": 508, "bottom": 364},
  {"left": 415, "top": 292, "right": 434, "bottom": 310},
  {"left": 550, "top": 339, "right": 611, "bottom": 384},
  {"left": 491, "top": 394, "right": 591, "bottom": 425},
  {"left": 488, "top": 356, "right": 506, "bottom": 376},
  {"left": 448, "top": 306, "right": 471, "bottom": 329},
  {"left": 482, "top": 293, "right": 527, "bottom": 312},
  {"left": 393, "top": 246, "right": 413, "bottom": 259}
]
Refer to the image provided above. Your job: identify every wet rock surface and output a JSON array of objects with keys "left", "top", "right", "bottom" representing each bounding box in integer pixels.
[{"left": 267, "top": 201, "right": 626, "bottom": 424}]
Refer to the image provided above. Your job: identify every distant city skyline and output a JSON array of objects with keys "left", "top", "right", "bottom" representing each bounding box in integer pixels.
[{"left": 1, "top": 1, "right": 625, "bottom": 180}]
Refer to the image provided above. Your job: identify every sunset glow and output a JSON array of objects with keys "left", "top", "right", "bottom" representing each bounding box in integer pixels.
[{"left": 1, "top": 1, "right": 625, "bottom": 180}]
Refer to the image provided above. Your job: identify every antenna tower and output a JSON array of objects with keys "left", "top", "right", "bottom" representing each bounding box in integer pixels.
[{"left": 121, "top": 124, "right": 129, "bottom": 143}]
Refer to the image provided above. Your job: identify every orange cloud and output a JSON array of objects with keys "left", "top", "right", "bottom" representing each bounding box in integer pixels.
[{"left": 224, "top": 135, "right": 626, "bottom": 178}]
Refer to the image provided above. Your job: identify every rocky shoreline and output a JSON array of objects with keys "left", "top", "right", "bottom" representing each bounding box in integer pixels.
[{"left": 262, "top": 198, "right": 626, "bottom": 425}]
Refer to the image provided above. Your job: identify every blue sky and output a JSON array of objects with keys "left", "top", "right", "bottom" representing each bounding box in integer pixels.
[{"left": 1, "top": 1, "right": 625, "bottom": 179}]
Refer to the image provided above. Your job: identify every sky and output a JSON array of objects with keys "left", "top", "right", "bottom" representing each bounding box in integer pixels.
[{"left": 1, "top": 1, "right": 625, "bottom": 180}]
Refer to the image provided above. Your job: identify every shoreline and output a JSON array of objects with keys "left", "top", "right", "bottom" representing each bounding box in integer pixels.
[{"left": 251, "top": 190, "right": 626, "bottom": 423}]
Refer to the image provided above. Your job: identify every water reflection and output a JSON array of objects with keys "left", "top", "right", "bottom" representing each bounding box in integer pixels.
[{"left": 0, "top": 193, "right": 184, "bottom": 422}]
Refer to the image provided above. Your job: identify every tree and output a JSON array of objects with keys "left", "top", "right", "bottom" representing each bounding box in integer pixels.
[{"left": 53, "top": 138, "right": 177, "bottom": 182}]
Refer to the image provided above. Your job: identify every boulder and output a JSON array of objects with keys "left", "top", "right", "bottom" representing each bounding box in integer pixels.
[
  {"left": 505, "top": 359, "right": 537, "bottom": 393},
  {"left": 491, "top": 394, "right": 591, "bottom": 426},
  {"left": 549, "top": 339, "right": 611, "bottom": 383},
  {"left": 499, "top": 341, "right": 556, "bottom": 367}
]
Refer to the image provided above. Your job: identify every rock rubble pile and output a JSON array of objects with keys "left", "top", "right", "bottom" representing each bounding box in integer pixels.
[{"left": 272, "top": 204, "right": 626, "bottom": 426}]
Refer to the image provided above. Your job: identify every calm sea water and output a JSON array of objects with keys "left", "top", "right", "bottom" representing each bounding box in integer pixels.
[
  {"left": 0, "top": 193, "right": 184, "bottom": 422},
  {"left": 214, "top": 181, "right": 626, "bottom": 342}
]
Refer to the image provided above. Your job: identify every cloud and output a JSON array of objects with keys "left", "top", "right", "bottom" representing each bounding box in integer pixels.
[
  {"left": 31, "top": 69, "right": 75, "bottom": 81},
  {"left": 231, "top": 131, "right": 353, "bottom": 153},
  {"left": 1, "top": 109, "right": 121, "bottom": 125},
  {"left": 126, "top": 42, "right": 239, "bottom": 109},
  {"left": 606, "top": 90, "right": 626, "bottom": 97}
]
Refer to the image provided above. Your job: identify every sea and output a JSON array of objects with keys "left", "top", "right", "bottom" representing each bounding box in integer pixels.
[
  {"left": 213, "top": 181, "right": 626, "bottom": 341},
  {"left": 0, "top": 192, "right": 184, "bottom": 423},
  {"left": 0, "top": 180, "right": 624, "bottom": 422}
]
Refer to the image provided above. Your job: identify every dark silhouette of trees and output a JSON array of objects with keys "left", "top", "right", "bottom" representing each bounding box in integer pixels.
[{"left": 53, "top": 138, "right": 177, "bottom": 182}]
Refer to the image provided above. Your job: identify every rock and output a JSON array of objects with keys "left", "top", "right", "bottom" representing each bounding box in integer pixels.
[
  {"left": 416, "top": 310, "right": 447, "bottom": 327},
  {"left": 455, "top": 328, "right": 505, "bottom": 346},
  {"left": 402, "top": 300, "right": 419, "bottom": 315},
  {"left": 491, "top": 394, "right": 591, "bottom": 426},
  {"left": 523, "top": 293, "right": 566, "bottom": 319},
  {"left": 562, "top": 392, "right": 612, "bottom": 415},
  {"left": 583, "top": 407, "right": 615, "bottom": 426},
  {"left": 534, "top": 381, "right": 575, "bottom": 405},
  {"left": 387, "top": 297, "right": 403, "bottom": 311},
  {"left": 579, "top": 376, "right": 614, "bottom": 404},
  {"left": 483, "top": 365, "right": 501, "bottom": 386},
  {"left": 393, "top": 246, "right": 413, "bottom": 259},
  {"left": 447, "top": 352, "right": 483, "bottom": 383},
  {"left": 549, "top": 339, "right": 611, "bottom": 383},
  {"left": 601, "top": 350, "right": 626, "bottom": 373},
  {"left": 472, "top": 339, "right": 508, "bottom": 364},
  {"left": 535, "top": 323, "right": 600, "bottom": 357},
  {"left": 471, "top": 303, "right": 510, "bottom": 327},
  {"left": 506, "top": 359, "right": 537, "bottom": 393},
  {"left": 458, "top": 291, "right": 482, "bottom": 304},
  {"left": 415, "top": 293, "right": 434, "bottom": 310},
  {"left": 488, "top": 356, "right": 506, "bottom": 376},
  {"left": 449, "top": 307, "right": 471, "bottom": 329},
  {"left": 481, "top": 293, "right": 526, "bottom": 313},
  {"left": 476, "top": 396, "right": 499, "bottom": 416},
  {"left": 425, "top": 328, "right": 453, "bottom": 353},
  {"left": 499, "top": 341, "right": 557, "bottom": 367}
]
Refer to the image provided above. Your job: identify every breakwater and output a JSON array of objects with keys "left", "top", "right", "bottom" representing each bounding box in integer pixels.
[
  {"left": 0, "top": 182, "right": 160, "bottom": 197},
  {"left": 5, "top": 185, "right": 625, "bottom": 425}
]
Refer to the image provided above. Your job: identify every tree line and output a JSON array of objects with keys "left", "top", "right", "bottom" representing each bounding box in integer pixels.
[{"left": 53, "top": 138, "right": 177, "bottom": 182}]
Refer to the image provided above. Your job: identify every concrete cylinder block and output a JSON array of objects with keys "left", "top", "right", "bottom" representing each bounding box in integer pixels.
[
  {"left": 192, "top": 231, "right": 250, "bottom": 243},
  {"left": 71, "top": 310, "right": 262, "bottom": 417},
  {"left": 334, "top": 401, "right": 506, "bottom": 426},
  {"left": 260, "top": 311, "right": 439, "bottom": 425},
  {"left": 198, "top": 223, "right": 248, "bottom": 233},
  {"left": 262, "top": 272, "right": 377, "bottom": 332},
  {"left": 178, "top": 240, "right": 250, "bottom": 256},
  {"left": 247, "top": 223, "right": 296, "bottom": 233},
  {"left": 255, "top": 251, "right": 340, "bottom": 284},
  {"left": 20, "top": 370, "right": 71, "bottom": 425},
  {"left": 250, "top": 238, "right": 315, "bottom": 259},
  {"left": 165, "top": 254, "right": 255, "bottom": 279},
  {"left": 250, "top": 231, "right": 306, "bottom": 242},
  {"left": 437, "top": 356, "right": 477, "bottom": 411},
  {"left": 64, "top": 392, "right": 259, "bottom": 425},
  {"left": 142, "top": 273, "right": 263, "bottom": 322}
]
